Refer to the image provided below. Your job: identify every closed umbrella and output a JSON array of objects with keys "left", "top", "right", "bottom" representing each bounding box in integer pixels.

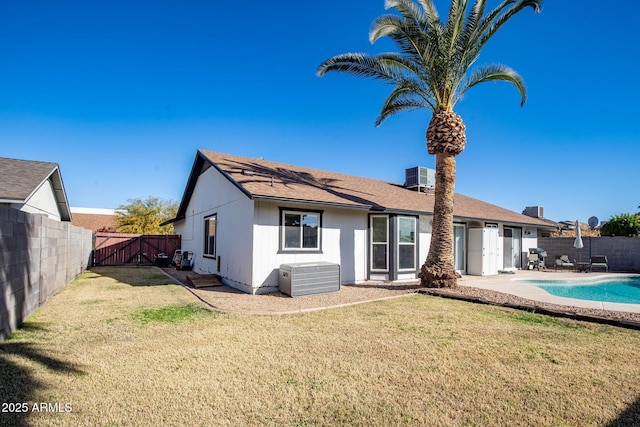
[{"left": 574, "top": 220, "right": 584, "bottom": 263}]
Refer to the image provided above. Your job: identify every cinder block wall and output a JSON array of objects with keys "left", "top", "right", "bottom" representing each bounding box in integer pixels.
[
  {"left": 538, "top": 237, "right": 640, "bottom": 272},
  {"left": 0, "top": 205, "right": 93, "bottom": 341}
]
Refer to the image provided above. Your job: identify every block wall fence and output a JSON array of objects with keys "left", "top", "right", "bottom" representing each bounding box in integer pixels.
[
  {"left": 0, "top": 205, "right": 93, "bottom": 341},
  {"left": 538, "top": 236, "right": 640, "bottom": 273}
]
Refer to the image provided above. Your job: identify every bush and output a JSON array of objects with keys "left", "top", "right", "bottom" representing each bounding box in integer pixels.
[
  {"left": 600, "top": 213, "right": 640, "bottom": 237},
  {"left": 116, "top": 196, "right": 177, "bottom": 234}
]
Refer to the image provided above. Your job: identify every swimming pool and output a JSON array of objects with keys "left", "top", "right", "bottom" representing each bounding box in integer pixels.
[{"left": 518, "top": 276, "right": 640, "bottom": 304}]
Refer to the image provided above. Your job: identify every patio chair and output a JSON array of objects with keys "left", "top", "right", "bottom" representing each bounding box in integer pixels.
[
  {"left": 590, "top": 255, "right": 609, "bottom": 272},
  {"left": 555, "top": 255, "right": 575, "bottom": 271}
]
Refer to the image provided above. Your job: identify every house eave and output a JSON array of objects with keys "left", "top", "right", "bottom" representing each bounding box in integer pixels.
[
  {"left": 0, "top": 198, "right": 23, "bottom": 204},
  {"left": 160, "top": 215, "right": 185, "bottom": 226},
  {"left": 251, "top": 195, "right": 372, "bottom": 211},
  {"left": 49, "top": 167, "right": 72, "bottom": 221},
  {"left": 453, "top": 214, "right": 556, "bottom": 229},
  {"left": 250, "top": 198, "right": 556, "bottom": 228}
]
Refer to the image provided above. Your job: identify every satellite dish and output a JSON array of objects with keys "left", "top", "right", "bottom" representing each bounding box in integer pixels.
[{"left": 588, "top": 216, "right": 599, "bottom": 229}]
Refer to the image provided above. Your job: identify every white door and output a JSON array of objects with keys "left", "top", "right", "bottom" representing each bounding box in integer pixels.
[{"left": 484, "top": 228, "right": 499, "bottom": 275}]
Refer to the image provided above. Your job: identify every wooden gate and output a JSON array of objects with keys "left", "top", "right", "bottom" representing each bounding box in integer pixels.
[{"left": 93, "top": 233, "right": 182, "bottom": 266}]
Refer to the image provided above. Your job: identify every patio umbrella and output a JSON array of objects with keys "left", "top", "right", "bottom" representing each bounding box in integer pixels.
[{"left": 574, "top": 220, "right": 584, "bottom": 263}]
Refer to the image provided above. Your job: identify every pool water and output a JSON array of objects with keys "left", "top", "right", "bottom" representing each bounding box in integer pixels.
[{"left": 519, "top": 276, "right": 640, "bottom": 304}]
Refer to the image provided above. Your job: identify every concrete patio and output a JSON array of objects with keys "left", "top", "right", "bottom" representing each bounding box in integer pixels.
[{"left": 457, "top": 270, "right": 640, "bottom": 314}]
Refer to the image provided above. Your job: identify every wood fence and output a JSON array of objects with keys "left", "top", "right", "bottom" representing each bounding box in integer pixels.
[{"left": 93, "top": 233, "right": 181, "bottom": 266}]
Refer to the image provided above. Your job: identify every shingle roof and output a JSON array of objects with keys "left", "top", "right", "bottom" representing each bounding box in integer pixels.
[
  {"left": 0, "top": 157, "right": 71, "bottom": 221},
  {"left": 71, "top": 213, "right": 117, "bottom": 232},
  {"left": 175, "top": 149, "right": 553, "bottom": 228}
]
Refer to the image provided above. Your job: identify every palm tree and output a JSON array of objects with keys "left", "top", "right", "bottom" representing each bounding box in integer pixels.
[{"left": 317, "top": 0, "right": 542, "bottom": 288}]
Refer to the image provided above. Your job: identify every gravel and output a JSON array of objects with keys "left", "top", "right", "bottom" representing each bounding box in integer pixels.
[
  {"left": 161, "top": 266, "right": 640, "bottom": 328},
  {"left": 422, "top": 285, "right": 640, "bottom": 328}
]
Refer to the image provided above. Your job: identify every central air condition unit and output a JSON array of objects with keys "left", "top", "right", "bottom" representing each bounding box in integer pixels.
[
  {"left": 278, "top": 262, "right": 340, "bottom": 297},
  {"left": 522, "top": 206, "right": 544, "bottom": 219},
  {"left": 405, "top": 166, "right": 435, "bottom": 189}
]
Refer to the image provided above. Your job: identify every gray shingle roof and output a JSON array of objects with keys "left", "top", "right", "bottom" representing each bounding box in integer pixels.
[
  {"left": 0, "top": 157, "right": 71, "bottom": 221},
  {"left": 174, "top": 149, "right": 553, "bottom": 229}
]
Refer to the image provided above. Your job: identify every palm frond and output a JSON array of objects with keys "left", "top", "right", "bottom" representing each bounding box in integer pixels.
[
  {"left": 455, "top": 0, "right": 486, "bottom": 67},
  {"left": 415, "top": 0, "right": 440, "bottom": 24},
  {"left": 369, "top": 14, "right": 427, "bottom": 58},
  {"left": 318, "top": 0, "right": 541, "bottom": 118},
  {"left": 475, "top": 1, "right": 542, "bottom": 54},
  {"left": 375, "top": 52, "right": 426, "bottom": 78},
  {"left": 384, "top": 0, "right": 427, "bottom": 24},
  {"left": 317, "top": 53, "right": 403, "bottom": 82},
  {"left": 455, "top": 64, "right": 527, "bottom": 106},
  {"left": 444, "top": 0, "right": 468, "bottom": 54},
  {"left": 380, "top": 79, "right": 436, "bottom": 114},
  {"left": 376, "top": 93, "right": 431, "bottom": 127}
]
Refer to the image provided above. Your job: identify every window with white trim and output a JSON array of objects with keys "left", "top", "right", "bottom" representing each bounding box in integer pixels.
[
  {"left": 371, "top": 215, "right": 389, "bottom": 271},
  {"left": 397, "top": 216, "right": 416, "bottom": 270},
  {"left": 204, "top": 214, "right": 217, "bottom": 257},
  {"left": 281, "top": 210, "right": 321, "bottom": 251}
]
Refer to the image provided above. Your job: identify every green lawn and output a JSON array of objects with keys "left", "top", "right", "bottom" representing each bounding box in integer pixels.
[{"left": 1, "top": 267, "right": 639, "bottom": 426}]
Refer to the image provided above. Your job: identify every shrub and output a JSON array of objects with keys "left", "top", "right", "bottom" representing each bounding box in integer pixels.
[{"left": 600, "top": 213, "right": 640, "bottom": 237}]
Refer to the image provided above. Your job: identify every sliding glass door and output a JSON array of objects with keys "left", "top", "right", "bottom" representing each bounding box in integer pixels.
[
  {"left": 503, "top": 227, "right": 522, "bottom": 269},
  {"left": 453, "top": 224, "right": 466, "bottom": 273}
]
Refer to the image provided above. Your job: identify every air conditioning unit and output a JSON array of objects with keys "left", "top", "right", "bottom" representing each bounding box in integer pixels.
[
  {"left": 405, "top": 166, "right": 435, "bottom": 189},
  {"left": 522, "top": 206, "right": 544, "bottom": 219},
  {"left": 279, "top": 262, "right": 340, "bottom": 297}
]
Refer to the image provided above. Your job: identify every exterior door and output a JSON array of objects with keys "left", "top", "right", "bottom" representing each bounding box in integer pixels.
[
  {"left": 396, "top": 216, "right": 417, "bottom": 279},
  {"left": 503, "top": 227, "right": 522, "bottom": 269},
  {"left": 453, "top": 224, "right": 466, "bottom": 273},
  {"left": 370, "top": 215, "right": 389, "bottom": 279}
]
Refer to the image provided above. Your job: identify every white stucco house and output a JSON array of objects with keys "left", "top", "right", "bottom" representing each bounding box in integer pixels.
[
  {"left": 166, "top": 149, "right": 553, "bottom": 294},
  {"left": 0, "top": 157, "right": 71, "bottom": 222}
]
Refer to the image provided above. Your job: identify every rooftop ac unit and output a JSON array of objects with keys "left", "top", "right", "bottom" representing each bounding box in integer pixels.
[
  {"left": 522, "top": 206, "right": 544, "bottom": 219},
  {"left": 405, "top": 166, "right": 435, "bottom": 189}
]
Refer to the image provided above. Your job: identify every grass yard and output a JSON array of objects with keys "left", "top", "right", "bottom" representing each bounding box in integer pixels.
[{"left": 1, "top": 267, "right": 640, "bottom": 426}]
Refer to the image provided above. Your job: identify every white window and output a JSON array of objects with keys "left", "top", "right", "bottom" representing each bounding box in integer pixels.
[
  {"left": 282, "top": 210, "right": 321, "bottom": 251},
  {"left": 397, "top": 217, "right": 416, "bottom": 270},
  {"left": 371, "top": 215, "right": 389, "bottom": 271},
  {"left": 204, "top": 214, "right": 217, "bottom": 257}
]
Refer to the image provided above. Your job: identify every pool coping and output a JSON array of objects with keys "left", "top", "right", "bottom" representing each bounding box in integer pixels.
[
  {"left": 418, "top": 271, "right": 640, "bottom": 330},
  {"left": 512, "top": 274, "right": 640, "bottom": 307}
]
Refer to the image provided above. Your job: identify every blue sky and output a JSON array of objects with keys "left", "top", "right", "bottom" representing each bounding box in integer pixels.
[{"left": 1, "top": 0, "right": 638, "bottom": 224}]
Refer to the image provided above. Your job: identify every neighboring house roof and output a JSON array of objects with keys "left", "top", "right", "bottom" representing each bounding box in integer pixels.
[
  {"left": 0, "top": 156, "right": 71, "bottom": 221},
  {"left": 172, "top": 149, "right": 553, "bottom": 228},
  {"left": 70, "top": 207, "right": 117, "bottom": 232}
]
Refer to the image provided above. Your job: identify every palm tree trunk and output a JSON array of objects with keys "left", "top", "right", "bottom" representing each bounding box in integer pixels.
[{"left": 419, "top": 151, "right": 460, "bottom": 288}]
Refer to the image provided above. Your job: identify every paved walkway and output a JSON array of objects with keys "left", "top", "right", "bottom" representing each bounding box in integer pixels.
[{"left": 160, "top": 267, "right": 640, "bottom": 315}]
